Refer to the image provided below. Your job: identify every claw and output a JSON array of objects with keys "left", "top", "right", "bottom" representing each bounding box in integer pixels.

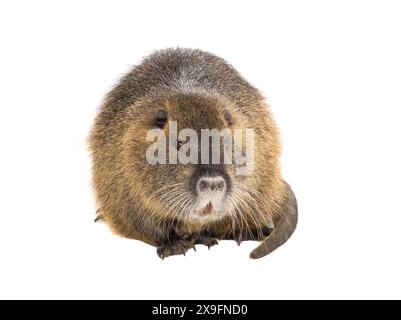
[
  {"left": 94, "top": 214, "right": 105, "bottom": 222},
  {"left": 157, "top": 248, "right": 165, "bottom": 260},
  {"left": 157, "top": 239, "right": 194, "bottom": 259}
]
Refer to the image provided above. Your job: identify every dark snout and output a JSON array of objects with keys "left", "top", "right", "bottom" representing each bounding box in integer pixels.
[
  {"left": 189, "top": 164, "right": 231, "bottom": 196},
  {"left": 198, "top": 176, "right": 226, "bottom": 192}
]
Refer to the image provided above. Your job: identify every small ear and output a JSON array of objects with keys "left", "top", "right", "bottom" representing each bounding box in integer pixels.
[
  {"left": 154, "top": 110, "right": 168, "bottom": 128},
  {"left": 223, "top": 110, "right": 233, "bottom": 126}
]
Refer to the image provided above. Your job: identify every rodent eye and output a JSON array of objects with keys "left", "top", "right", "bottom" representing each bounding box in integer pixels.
[
  {"left": 154, "top": 110, "right": 168, "bottom": 129},
  {"left": 223, "top": 110, "right": 233, "bottom": 126},
  {"left": 177, "top": 140, "right": 183, "bottom": 150}
]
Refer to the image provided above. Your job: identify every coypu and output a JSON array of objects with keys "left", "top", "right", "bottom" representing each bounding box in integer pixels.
[{"left": 89, "top": 48, "right": 297, "bottom": 259}]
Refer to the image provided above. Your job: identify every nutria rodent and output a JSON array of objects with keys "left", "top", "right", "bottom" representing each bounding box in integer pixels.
[{"left": 88, "top": 48, "right": 297, "bottom": 259}]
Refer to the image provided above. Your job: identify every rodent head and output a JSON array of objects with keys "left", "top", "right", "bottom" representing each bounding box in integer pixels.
[{"left": 122, "top": 91, "right": 257, "bottom": 223}]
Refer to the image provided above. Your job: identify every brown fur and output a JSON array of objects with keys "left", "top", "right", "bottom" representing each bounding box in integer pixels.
[{"left": 88, "top": 48, "right": 297, "bottom": 258}]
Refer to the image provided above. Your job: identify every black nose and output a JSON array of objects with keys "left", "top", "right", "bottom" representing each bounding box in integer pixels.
[
  {"left": 198, "top": 176, "right": 226, "bottom": 192},
  {"left": 188, "top": 164, "right": 232, "bottom": 196}
]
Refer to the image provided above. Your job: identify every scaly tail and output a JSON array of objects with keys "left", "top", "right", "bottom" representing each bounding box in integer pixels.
[{"left": 250, "top": 183, "right": 298, "bottom": 259}]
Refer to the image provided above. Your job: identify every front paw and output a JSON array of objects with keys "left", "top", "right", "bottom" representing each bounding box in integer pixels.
[
  {"left": 195, "top": 236, "right": 219, "bottom": 249},
  {"left": 157, "top": 239, "right": 196, "bottom": 259}
]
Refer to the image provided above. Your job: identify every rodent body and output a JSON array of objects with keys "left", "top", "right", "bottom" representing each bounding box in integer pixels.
[{"left": 89, "top": 48, "right": 297, "bottom": 258}]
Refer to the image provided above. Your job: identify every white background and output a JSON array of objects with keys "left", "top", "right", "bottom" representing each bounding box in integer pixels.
[{"left": 0, "top": 0, "right": 400, "bottom": 300}]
